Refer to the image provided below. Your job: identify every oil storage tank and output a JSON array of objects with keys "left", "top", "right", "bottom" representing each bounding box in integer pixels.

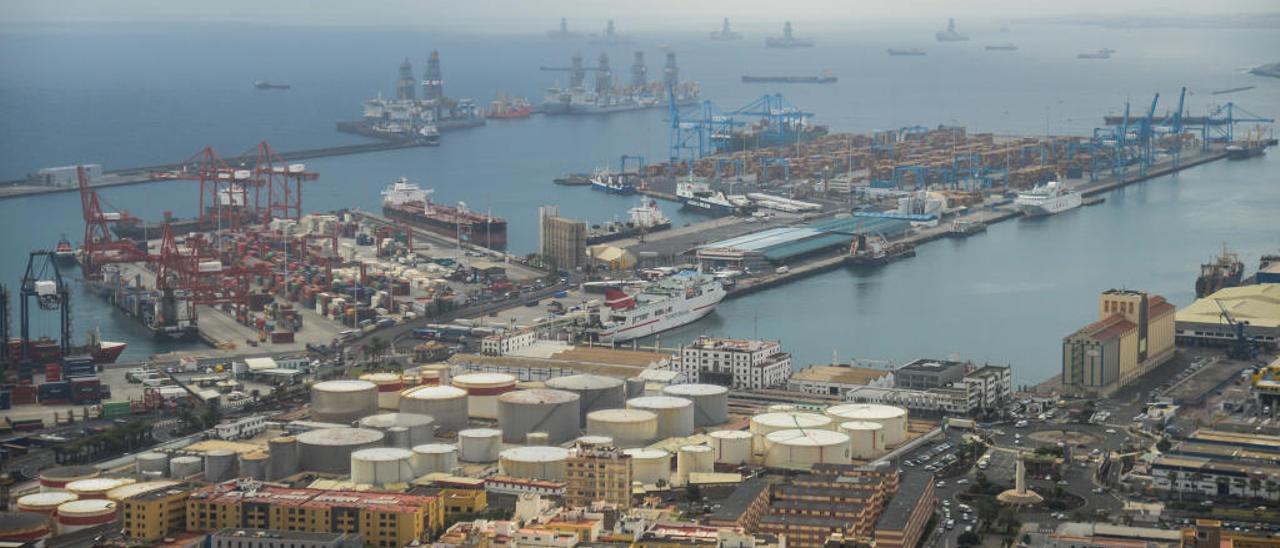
[
  {"left": 0, "top": 512, "right": 53, "bottom": 542},
  {"left": 749, "top": 412, "right": 832, "bottom": 454},
  {"left": 135, "top": 452, "right": 169, "bottom": 476},
  {"left": 411, "top": 444, "right": 459, "bottom": 475},
  {"left": 66, "top": 478, "right": 135, "bottom": 500},
  {"left": 675, "top": 445, "right": 713, "bottom": 485},
  {"left": 55, "top": 499, "right": 117, "bottom": 534},
  {"left": 358, "top": 413, "right": 436, "bottom": 448},
  {"left": 16, "top": 492, "right": 78, "bottom": 516},
  {"left": 351, "top": 448, "right": 416, "bottom": 486},
  {"left": 825, "top": 403, "right": 908, "bottom": 447},
  {"left": 296, "top": 427, "right": 385, "bottom": 474},
  {"left": 238, "top": 452, "right": 269, "bottom": 480},
  {"left": 399, "top": 385, "right": 468, "bottom": 433},
  {"left": 169, "top": 456, "right": 203, "bottom": 479},
  {"left": 626, "top": 396, "right": 694, "bottom": 439},
  {"left": 360, "top": 372, "right": 405, "bottom": 410},
  {"left": 624, "top": 448, "right": 671, "bottom": 485},
  {"left": 267, "top": 436, "right": 299, "bottom": 480},
  {"left": 452, "top": 373, "right": 517, "bottom": 419},
  {"left": 496, "top": 389, "right": 580, "bottom": 444},
  {"left": 708, "top": 430, "right": 753, "bottom": 465},
  {"left": 763, "top": 429, "right": 851, "bottom": 467},
  {"left": 839, "top": 421, "right": 887, "bottom": 460},
  {"left": 204, "top": 450, "right": 238, "bottom": 483},
  {"left": 544, "top": 374, "right": 627, "bottom": 425},
  {"left": 311, "top": 380, "right": 378, "bottom": 423},
  {"left": 39, "top": 465, "right": 100, "bottom": 492},
  {"left": 458, "top": 428, "right": 502, "bottom": 463},
  {"left": 661, "top": 384, "right": 729, "bottom": 426},
  {"left": 499, "top": 446, "right": 570, "bottom": 481},
  {"left": 586, "top": 409, "right": 658, "bottom": 448}
]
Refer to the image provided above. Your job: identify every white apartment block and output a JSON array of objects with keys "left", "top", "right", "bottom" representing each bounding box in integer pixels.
[
  {"left": 481, "top": 329, "right": 538, "bottom": 356},
  {"left": 677, "top": 337, "right": 792, "bottom": 389}
]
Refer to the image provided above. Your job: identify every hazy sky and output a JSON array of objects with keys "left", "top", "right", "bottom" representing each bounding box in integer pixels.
[{"left": 4, "top": 0, "right": 1276, "bottom": 30}]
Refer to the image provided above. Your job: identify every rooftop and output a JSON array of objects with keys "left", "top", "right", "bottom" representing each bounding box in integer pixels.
[
  {"left": 876, "top": 470, "right": 933, "bottom": 531},
  {"left": 1072, "top": 314, "right": 1137, "bottom": 342},
  {"left": 684, "top": 337, "right": 778, "bottom": 352},
  {"left": 190, "top": 480, "right": 436, "bottom": 512},
  {"left": 1177, "top": 284, "right": 1280, "bottom": 329},
  {"left": 213, "top": 528, "right": 360, "bottom": 542},
  {"left": 697, "top": 216, "right": 911, "bottom": 263},
  {"left": 898, "top": 359, "right": 968, "bottom": 374},
  {"left": 706, "top": 479, "right": 769, "bottom": 523},
  {"left": 790, "top": 365, "right": 893, "bottom": 386}
]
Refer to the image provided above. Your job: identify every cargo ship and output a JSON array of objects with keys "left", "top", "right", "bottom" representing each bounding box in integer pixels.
[
  {"left": 77, "top": 328, "right": 127, "bottom": 364},
  {"left": 1077, "top": 49, "right": 1115, "bottom": 60},
  {"left": 586, "top": 199, "right": 672, "bottom": 244},
  {"left": 553, "top": 173, "right": 591, "bottom": 186},
  {"left": 677, "top": 178, "right": 746, "bottom": 217},
  {"left": 846, "top": 234, "right": 916, "bottom": 266},
  {"left": 254, "top": 81, "right": 291, "bottom": 90},
  {"left": 742, "top": 73, "right": 837, "bottom": 84},
  {"left": 54, "top": 235, "right": 76, "bottom": 267},
  {"left": 589, "top": 169, "right": 640, "bottom": 195},
  {"left": 935, "top": 18, "right": 969, "bottom": 42},
  {"left": 486, "top": 93, "right": 533, "bottom": 119},
  {"left": 588, "top": 272, "right": 725, "bottom": 343},
  {"left": 1227, "top": 127, "right": 1269, "bottom": 160},
  {"left": 90, "top": 266, "right": 199, "bottom": 340},
  {"left": 985, "top": 43, "right": 1018, "bottom": 51},
  {"left": 381, "top": 178, "right": 507, "bottom": 250},
  {"left": 1196, "top": 245, "right": 1244, "bottom": 298},
  {"left": 112, "top": 205, "right": 262, "bottom": 241},
  {"left": 766, "top": 22, "right": 815, "bottom": 48},
  {"left": 710, "top": 18, "right": 742, "bottom": 41},
  {"left": 888, "top": 48, "right": 926, "bottom": 56},
  {"left": 1014, "top": 181, "right": 1082, "bottom": 217}
]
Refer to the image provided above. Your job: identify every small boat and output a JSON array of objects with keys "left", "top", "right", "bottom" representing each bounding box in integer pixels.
[
  {"left": 254, "top": 81, "right": 291, "bottom": 90},
  {"left": 54, "top": 234, "right": 76, "bottom": 267},
  {"left": 1077, "top": 48, "right": 1114, "bottom": 60},
  {"left": 417, "top": 125, "right": 441, "bottom": 146}
]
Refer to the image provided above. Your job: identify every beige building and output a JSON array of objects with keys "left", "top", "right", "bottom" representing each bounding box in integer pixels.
[
  {"left": 564, "top": 443, "right": 633, "bottom": 509},
  {"left": 1062, "top": 289, "right": 1175, "bottom": 395},
  {"left": 539, "top": 205, "right": 587, "bottom": 272}
]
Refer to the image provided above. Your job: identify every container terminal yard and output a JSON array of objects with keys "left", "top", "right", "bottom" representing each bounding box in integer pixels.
[{"left": 3, "top": 25, "right": 1280, "bottom": 548}]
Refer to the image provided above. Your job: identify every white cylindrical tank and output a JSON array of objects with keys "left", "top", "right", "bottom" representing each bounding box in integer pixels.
[
  {"left": 135, "top": 452, "right": 169, "bottom": 476},
  {"left": 764, "top": 429, "right": 851, "bottom": 468},
  {"left": 296, "top": 427, "right": 386, "bottom": 474},
  {"left": 499, "top": 446, "right": 570, "bottom": 481},
  {"left": 626, "top": 396, "right": 694, "bottom": 439},
  {"left": 839, "top": 421, "right": 887, "bottom": 460},
  {"left": 624, "top": 448, "right": 671, "bottom": 485},
  {"left": 169, "top": 456, "right": 203, "bottom": 479},
  {"left": 399, "top": 385, "right": 468, "bottom": 433},
  {"left": 351, "top": 448, "right": 416, "bottom": 486},
  {"left": 411, "top": 444, "right": 459, "bottom": 475},
  {"left": 586, "top": 409, "right": 658, "bottom": 448},
  {"left": 360, "top": 372, "right": 405, "bottom": 410},
  {"left": 16, "top": 492, "right": 78, "bottom": 515},
  {"left": 267, "top": 436, "right": 299, "bottom": 480},
  {"left": 825, "top": 404, "right": 908, "bottom": 447},
  {"left": 38, "top": 465, "right": 100, "bottom": 492},
  {"left": 749, "top": 412, "right": 833, "bottom": 454},
  {"left": 311, "top": 380, "right": 378, "bottom": 423},
  {"left": 575, "top": 435, "right": 614, "bottom": 447},
  {"left": 415, "top": 363, "right": 450, "bottom": 386},
  {"left": 497, "top": 389, "right": 581, "bottom": 444},
  {"left": 458, "top": 428, "right": 502, "bottom": 463},
  {"left": 106, "top": 481, "right": 179, "bottom": 503},
  {"left": 56, "top": 499, "right": 117, "bottom": 534},
  {"left": 526, "top": 432, "right": 550, "bottom": 446},
  {"left": 358, "top": 413, "right": 436, "bottom": 448},
  {"left": 708, "top": 430, "right": 753, "bottom": 465},
  {"left": 65, "top": 478, "right": 135, "bottom": 500},
  {"left": 204, "top": 450, "right": 238, "bottom": 483},
  {"left": 676, "top": 445, "right": 714, "bottom": 485},
  {"left": 544, "top": 374, "right": 627, "bottom": 426},
  {"left": 452, "top": 373, "right": 518, "bottom": 419},
  {"left": 238, "top": 452, "right": 268, "bottom": 480},
  {"left": 661, "top": 384, "right": 729, "bottom": 427}
]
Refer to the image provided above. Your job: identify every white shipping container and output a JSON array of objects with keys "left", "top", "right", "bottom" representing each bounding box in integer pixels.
[{"left": 197, "top": 261, "right": 224, "bottom": 273}]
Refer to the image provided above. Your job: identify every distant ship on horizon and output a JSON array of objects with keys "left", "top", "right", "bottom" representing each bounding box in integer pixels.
[
  {"left": 935, "top": 18, "right": 970, "bottom": 42},
  {"left": 888, "top": 48, "right": 926, "bottom": 56},
  {"left": 766, "top": 21, "right": 815, "bottom": 48},
  {"left": 254, "top": 81, "right": 290, "bottom": 90},
  {"left": 710, "top": 17, "right": 743, "bottom": 41}
]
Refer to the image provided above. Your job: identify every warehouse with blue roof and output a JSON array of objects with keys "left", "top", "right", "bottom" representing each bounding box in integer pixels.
[{"left": 693, "top": 216, "right": 911, "bottom": 272}]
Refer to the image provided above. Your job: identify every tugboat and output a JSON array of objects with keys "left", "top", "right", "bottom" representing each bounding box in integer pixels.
[
  {"left": 845, "top": 234, "right": 916, "bottom": 266},
  {"left": 53, "top": 234, "right": 77, "bottom": 268},
  {"left": 1195, "top": 244, "right": 1245, "bottom": 298}
]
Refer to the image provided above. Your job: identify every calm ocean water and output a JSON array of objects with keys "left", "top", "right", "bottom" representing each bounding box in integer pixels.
[{"left": 0, "top": 21, "right": 1276, "bottom": 378}]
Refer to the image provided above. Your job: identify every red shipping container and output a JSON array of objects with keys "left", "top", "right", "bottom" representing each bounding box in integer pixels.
[
  {"left": 270, "top": 331, "right": 294, "bottom": 344},
  {"left": 45, "top": 363, "right": 62, "bottom": 382}
]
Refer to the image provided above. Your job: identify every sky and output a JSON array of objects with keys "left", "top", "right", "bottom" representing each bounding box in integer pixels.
[{"left": 3, "top": 0, "right": 1276, "bottom": 30}]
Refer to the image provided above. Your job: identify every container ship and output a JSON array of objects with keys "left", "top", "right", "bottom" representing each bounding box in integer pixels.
[
  {"left": 1195, "top": 245, "right": 1244, "bottom": 298},
  {"left": 1014, "top": 181, "right": 1082, "bottom": 217},
  {"left": 588, "top": 272, "right": 725, "bottom": 343},
  {"left": 89, "top": 265, "right": 199, "bottom": 340},
  {"left": 381, "top": 178, "right": 507, "bottom": 250},
  {"left": 586, "top": 199, "right": 672, "bottom": 244},
  {"left": 486, "top": 93, "right": 533, "bottom": 119},
  {"left": 742, "top": 74, "right": 837, "bottom": 84}
]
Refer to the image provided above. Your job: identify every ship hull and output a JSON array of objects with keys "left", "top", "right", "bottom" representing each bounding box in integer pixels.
[
  {"left": 596, "top": 288, "right": 725, "bottom": 343},
  {"left": 586, "top": 222, "right": 672, "bottom": 245},
  {"left": 845, "top": 248, "right": 917, "bottom": 266},
  {"left": 680, "top": 197, "right": 738, "bottom": 217},
  {"left": 1227, "top": 147, "right": 1265, "bottom": 160},
  {"left": 91, "top": 342, "right": 127, "bottom": 364},
  {"left": 590, "top": 182, "right": 637, "bottom": 195},
  {"left": 383, "top": 205, "right": 508, "bottom": 250},
  {"left": 1016, "top": 193, "right": 1082, "bottom": 217}
]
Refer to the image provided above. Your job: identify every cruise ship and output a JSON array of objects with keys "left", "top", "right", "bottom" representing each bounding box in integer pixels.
[
  {"left": 590, "top": 272, "right": 725, "bottom": 343},
  {"left": 382, "top": 178, "right": 508, "bottom": 249},
  {"left": 1014, "top": 181, "right": 1082, "bottom": 217}
]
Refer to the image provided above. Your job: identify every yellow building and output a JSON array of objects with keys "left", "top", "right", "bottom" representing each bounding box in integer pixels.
[
  {"left": 1063, "top": 289, "right": 1175, "bottom": 395},
  {"left": 440, "top": 487, "right": 488, "bottom": 517},
  {"left": 1176, "top": 284, "right": 1280, "bottom": 349},
  {"left": 565, "top": 444, "right": 633, "bottom": 510},
  {"left": 119, "top": 485, "right": 192, "bottom": 541},
  {"left": 186, "top": 480, "right": 442, "bottom": 548},
  {"left": 1187, "top": 519, "right": 1280, "bottom": 547}
]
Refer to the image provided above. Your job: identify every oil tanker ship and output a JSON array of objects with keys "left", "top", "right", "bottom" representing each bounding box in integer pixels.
[{"left": 381, "top": 178, "right": 507, "bottom": 250}]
